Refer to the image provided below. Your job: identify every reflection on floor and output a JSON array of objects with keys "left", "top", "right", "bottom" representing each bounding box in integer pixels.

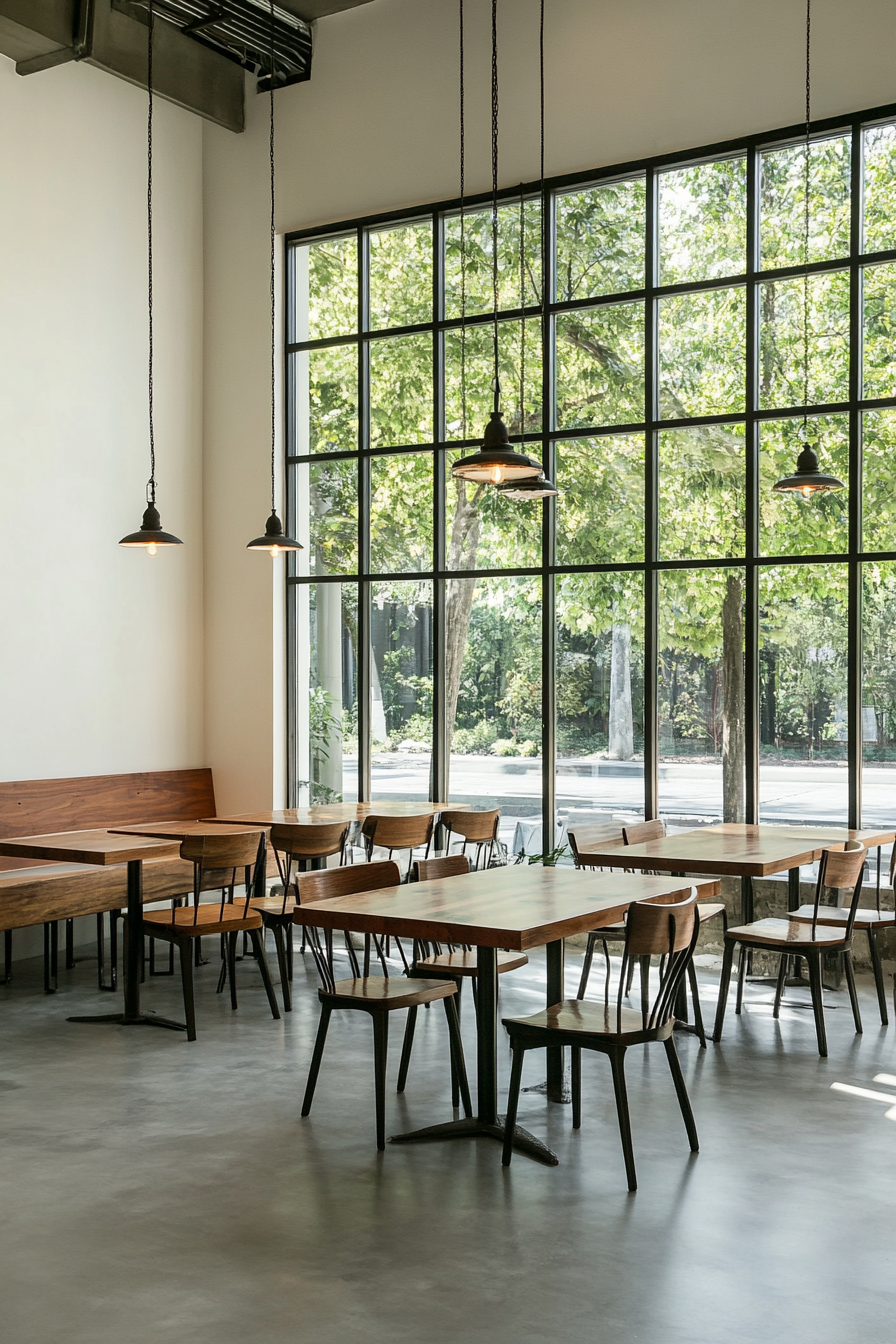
[{"left": 1, "top": 941, "right": 893, "bottom": 1344}]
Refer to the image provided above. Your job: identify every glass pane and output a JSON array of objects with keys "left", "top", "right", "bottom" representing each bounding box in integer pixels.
[
  {"left": 294, "top": 458, "right": 358, "bottom": 576},
  {"left": 658, "top": 568, "right": 744, "bottom": 825},
  {"left": 760, "top": 135, "right": 851, "bottom": 269},
  {"left": 445, "top": 456, "right": 542, "bottom": 571},
  {"left": 447, "top": 577, "right": 542, "bottom": 853},
  {"left": 370, "top": 453, "right": 433, "bottom": 574},
  {"left": 863, "top": 409, "right": 896, "bottom": 552},
  {"left": 371, "top": 580, "right": 433, "bottom": 796},
  {"left": 863, "top": 262, "right": 896, "bottom": 399},
  {"left": 759, "top": 414, "right": 848, "bottom": 557},
  {"left": 445, "top": 317, "right": 542, "bottom": 440},
  {"left": 555, "top": 302, "right": 644, "bottom": 429},
  {"left": 369, "top": 333, "right": 432, "bottom": 448},
  {"left": 758, "top": 271, "right": 850, "bottom": 410},
  {"left": 863, "top": 122, "right": 896, "bottom": 254},
  {"left": 556, "top": 573, "right": 644, "bottom": 831},
  {"left": 444, "top": 200, "right": 542, "bottom": 319},
  {"left": 863, "top": 562, "right": 896, "bottom": 827},
  {"left": 759, "top": 565, "right": 848, "bottom": 823},
  {"left": 659, "top": 426, "right": 745, "bottom": 560},
  {"left": 555, "top": 177, "right": 645, "bottom": 301},
  {"left": 292, "top": 345, "right": 358, "bottom": 455},
  {"left": 555, "top": 435, "right": 644, "bottom": 565},
  {"left": 293, "top": 234, "right": 357, "bottom": 341},
  {"left": 295, "top": 581, "right": 358, "bottom": 804},
  {"left": 658, "top": 157, "right": 747, "bottom": 285},
  {"left": 658, "top": 287, "right": 746, "bottom": 418},
  {"left": 369, "top": 220, "right": 433, "bottom": 330}
]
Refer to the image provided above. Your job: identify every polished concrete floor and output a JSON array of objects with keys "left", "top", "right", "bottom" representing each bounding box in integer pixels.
[{"left": 1, "top": 938, "right": 894, "bottom": 1344}]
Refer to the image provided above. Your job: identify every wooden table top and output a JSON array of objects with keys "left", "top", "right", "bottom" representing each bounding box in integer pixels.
[
  {"left": 109, "top": 822, "right": 266, "bottom": 841},
  {"left": 0, "top": 829, "right": 181, "bottom": 866},
  {"left": 205, "top": 802, "right": 469, "bottom": 826},
  {"left": 290, "top": 865, "right": 720, "bottom": 951},
  {"left": 576, "top": 822, "right": 896, "bottom": 878}
]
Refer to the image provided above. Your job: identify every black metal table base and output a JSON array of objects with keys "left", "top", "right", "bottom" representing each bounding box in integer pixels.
[
  {"left": 67, "top": 1011, "right": 186, "bottom": 1030},
  {"left": 388, "top": 1115, "right": 559, "bottom": 1166}
]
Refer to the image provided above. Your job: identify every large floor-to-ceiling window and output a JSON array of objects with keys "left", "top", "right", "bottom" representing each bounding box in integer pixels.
[{"left": 286, "top": 104, "right": 896, "bottom": 849}]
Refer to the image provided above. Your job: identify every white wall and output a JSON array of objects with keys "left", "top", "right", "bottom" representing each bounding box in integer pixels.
[
  {"left": 0, "top": 54, "right": 205, "bottom": 784},
  {"left": 204, "top": 0, "right": 896, "bottom": 809}
]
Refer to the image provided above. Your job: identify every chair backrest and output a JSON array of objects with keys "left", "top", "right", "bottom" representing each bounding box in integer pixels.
[
  {"left": 361, "top": 814, "right": 434, "bottom": 870},
  {"left": 809, "top": 842, "right": 867, "bottom": 939},
  {"left": 568, "top": 824, "right": 625, "bottom": 868},
  {"left": 617, "top": 892, "right": 700, "bottom": 1034},
  {"left": 295, "top": 860, "right": 402, "bottom": 993},
  {"left": 179, "top": 830, "right": 266, "bottom": 925},
  {"left": 440, "top": 809, "right": 500, "bottom": 843},
  {"left": 269, "top": 821, "right": 349, "bottom": 913},
  {"left": 414, "top": 854, "right": 471, "bottom": 882},
  {"left": 622, "top": 819, "right": 666, "bottom": 846}
]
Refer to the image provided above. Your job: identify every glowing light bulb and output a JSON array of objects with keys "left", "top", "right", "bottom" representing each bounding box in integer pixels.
[
  {"left": 147, "top": 541, "right": 157, "bottom": 556},
  {"left": 270, "top": 544, "right": 280, "bottom": 558},
  {"left": 801, "top": 486, "right": 812, "bottom": 499},
  {"left": 490, "top": 464, "right": 503, "bottom": 484}
]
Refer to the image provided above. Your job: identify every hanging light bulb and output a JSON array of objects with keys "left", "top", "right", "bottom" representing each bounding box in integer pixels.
[
  {"left": 772, "top": 0, "right": 844, "bottom": 499},
  {"left": 247, "top": 1, "right": 302, "bottom": 556},
  {"left": 120, "top": 0, "right": 182, "bottom": 554}
]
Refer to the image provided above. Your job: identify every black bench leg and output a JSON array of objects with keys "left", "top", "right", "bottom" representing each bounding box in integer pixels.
[
  {"left": 44, "top": 922, "right": 58, "bottom": 994},
  {"left": 65, "top": 919, "right": 75, "bottom": 970},
  {"left": 2, "top": 929, "right": 11, "bottom": 985}
]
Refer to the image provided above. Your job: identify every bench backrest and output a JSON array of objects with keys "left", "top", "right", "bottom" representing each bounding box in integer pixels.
[{"left": 0, "top": 769, "right": 216, "bottom": 871}]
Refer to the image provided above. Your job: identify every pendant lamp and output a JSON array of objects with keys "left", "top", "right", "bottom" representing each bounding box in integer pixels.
[
  {"left": 120, "top": 0, "right": 182, "bottom": 555},
  {"left": 772, "top": 0, "right": 844, "bottom": 498},
  {"left": 247, "top": 1, "right": 302, "bottom": 555},
  {"left": 452, "top": 0, "right": 542, "bottom": 487}
]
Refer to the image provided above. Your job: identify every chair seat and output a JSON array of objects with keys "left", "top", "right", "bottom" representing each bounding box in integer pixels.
[
  {"left": 323, "top": 976, "right": 457, "bottom": 1010},
  {"left": 247, "top": 895, "right": 297, "bottom": 917},
  {"left": 697, "top": 902, "right": 726, "bottom": 922},
  {"left": 726, "top": 917, "right": 851, "bottom": 948},
  {"left": 588, "top": 924, "right": 626, "bottom": 939},
  {"left": 790, "top": 904, "right": 896, "bottom": 928},
  {"left": 503, "top": 998, "right": 667, "bottom": 1044},
  {"left": 416, "top": 950, "right": 529, "bottom": 977},
  {"left": 142, "top": 904, "right": 263, "bottom": 937}
]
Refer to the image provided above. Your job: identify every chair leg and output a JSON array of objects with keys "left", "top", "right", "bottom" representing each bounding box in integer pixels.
[
  {"left": 571, "top": 1046, "right": 582, "bottom": 1129},
  {"left": 288, "top": 923, "right": 295, "bottom": 978},
  {"left": 443, "top": 994, "right": 472, "bottom": 1118},
  {"left": 576, "top": 933, "right": 596, "bottom": 1000},
  {"left": 806, "top": 951, "right": 828, "bottom": 1057},
  {"left": 178, "top": 940, "right": 197, "bottom": 1041},
  {"left": 226, "top": 933, "right": 239, "bottom": 1009},
  {"left": 687, "top": 961, "right": 706, "bottom": 1048},
  {"left": 271, "top": 923, "right": 292, "bottom": 1012},
  {"left": 397, "top": 1006, "right": 417, "bottom": 1094},
  {"left": 773, "top": 953, "right": 787, "bottom": 1019},
  {"left": 302, "top": 1005, "right": 332, "bottom": 1116},
  {"left": 502, "top": 1043, "right": 526, "bottom": 1167},
  {"left": 713, "top": 940, "right": 736, "bottom": 1042},
  {"left": 372, "top": 1012, "right": 389, "bottom": 1151},
  {"left": 843, "top": 950, "right": 863, "bottom": 1035},
  {"left": 608, "top": 1046, "right": 637, "bottom": 1192},
  {"left": 249, "top": 929, "right": 282, "bottom": 1021},
  {"left": 664, "top": 1036, "right": 699, "bottom": 1153},
  {"left": 639, "top": 956, "right": 650, "bottom": 1028},
  {"left": 735, "top": 945, "right": 747, "bottom": 1014},
  {"left": 868, "top": 928, "right": 888, "bottom": 1026},
  {"left": 624, "top": 952, "right": 635, "bottom": 995}
]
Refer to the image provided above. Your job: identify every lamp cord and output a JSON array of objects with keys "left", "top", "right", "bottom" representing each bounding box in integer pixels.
[
  {"left": 459, "top": 0, "right": 467, "bottom": 438},
  {"left": 147, "top": 0, "right": 155, "bottom": 506},
  {"left": 270, "top": 0, "right": 277, "bottom": 514},
  {"left": 491, "top": 0, "right": 499, "bottom": 413},
  {"left": 802, "top": 0, "right": 811, "bottom": 437}
]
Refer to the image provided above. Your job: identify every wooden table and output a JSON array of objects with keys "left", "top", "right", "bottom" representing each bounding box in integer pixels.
[
  {"left": 291, "top": 864, "right": 720, "bottom": 1164},
  {"left": 109, "top": 822, "right": 266, "bottom": 840},
  {"left": 203, "top": 802, "right": 469, "bottom": 827},
  {"left": 0, "top": 829, "right": 183, "bottom": 1030}
]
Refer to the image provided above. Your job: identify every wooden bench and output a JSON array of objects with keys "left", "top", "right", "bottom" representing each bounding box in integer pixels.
[{"left": 0, "top": 769, "right": 216, "bottom": 989}]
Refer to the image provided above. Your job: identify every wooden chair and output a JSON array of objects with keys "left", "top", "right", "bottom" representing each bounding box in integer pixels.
[
  {"left": 713, "top": 842, "right": 867, "bottom": 1057},
  {"left": 295, "top": 860, "right": 472, "bottom": 1150},
  {"left": 140, "top": 831, "right": 281, "bottom": 1041},
  {"left": 397, "top": 853, "right": 528, "bottom": 1100},
  {"left": 248, "top": 821, "right": 349, "bottom": 1011},
  {"left": 788, "top": 841, "right": 893, "bottom": 1026},
  {"left": 361, "top": 813, "right": 435, "bottom": 879},
  {"left": 501, "top": 892, "right": 701, "bottom": 1190},
  {"left": 621, "top": 819, "right": 666, "bottom": 845},
  {"left": 569, "top": 824, "right": 629, "bottom": 997},
  {"left": 439, "top": 809, "right": 501, "bottom": 870}
]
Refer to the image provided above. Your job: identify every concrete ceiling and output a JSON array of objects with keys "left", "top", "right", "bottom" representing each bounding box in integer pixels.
[{"left": 288, "top": 1, "right": 374, "bottom": 16}]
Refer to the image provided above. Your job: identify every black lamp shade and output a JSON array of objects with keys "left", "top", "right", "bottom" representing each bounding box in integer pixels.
[
  {"left": 246, "top": 510, "right": 303, "bottom": 554},
  {"left": 452, "top": 411, "right": 543, "bottom": 483},
  {"left": 496, "top": 475, "right": 559, "bottom": 500},
  {"left": 772, "top": 442, "right": 845, "bottom": 496},
  {"left": 119, "top": 503, "right": 183, "bottom": 551}
]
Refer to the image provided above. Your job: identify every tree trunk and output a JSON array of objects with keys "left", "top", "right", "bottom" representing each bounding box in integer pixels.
[
  {"left": 608, "top": 623, "right": 634, "bottom": 759},
  {"left": 445, "top": 478, "right": 485, "bottom": 750},
  {"left": 316, "top": 581, "right": 344, "bottom": 797},
  {"left": 722, "top": 572, "right": 745, "bottom": 823}
]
